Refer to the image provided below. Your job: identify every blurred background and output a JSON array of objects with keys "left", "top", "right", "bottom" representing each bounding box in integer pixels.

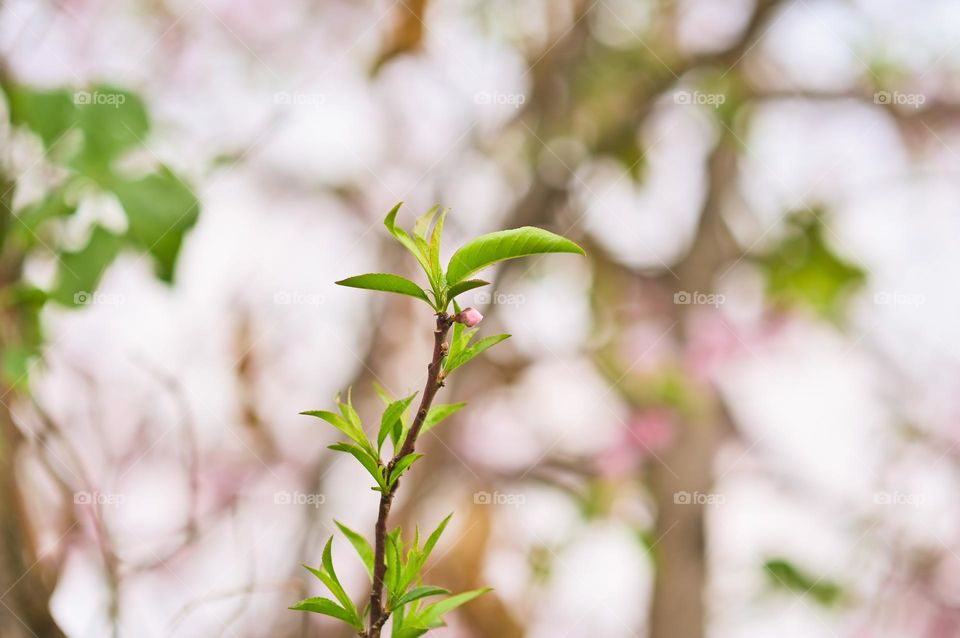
[{"left": 1, "top": 0, "right": 959, "bottom": 636}]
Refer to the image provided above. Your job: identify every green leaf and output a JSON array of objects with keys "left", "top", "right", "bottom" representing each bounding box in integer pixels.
[
  {"left": 445, "top": 227, "right": 584, "bottom": 285},
  {"left": 110, "top": 167, "right": 200, "bottom": 281},
  {"left": 385, "top": 528, "right": 404, "bottom": 598},
  {"left": 428, "top": 209, "right": 447, "bottom": 282},
  {"left": 764, "top": 559, "right": 843, "bottom": 607},
  {"left": 72, "top": 86, "right": 149, "bottom": 173},
  {"left": 4, "top": 84, "right": 78, "bottom": 148},
  {"left": 388, "top": 453, "right": 423, "bottom": 487},
  {"left": 378, "top": 393, "right": 418, "bottom": 452},
  {"left": 328, "top": 443, "right": 385, "bottom": 489},
  {"left": 301, "top": 538, "right": 362, "bottom": 628},
  {"left": 392, "top": 586, "right": 450, "bottom": 610},
  {"left": 410, "top": 588, "right": 492, "bottom": 629},
  {"left": 413, "top": 205, "right": 439, "bottom": 241},
  {"left": 335, "top": 520, "right": 375, "bottom": 581},
  {"left": 384, "top": 203, "right": 433, "bottom": 280},
  {"left": 444, "top": 334, "right": 510, "bottom": 373},
  {"left": 759, "top": 212, "right": 866, "bottom": 321},
  {"left": 336, "top": 273, "right": 431, "bottom": 305},
  {"left": 289, "top": 596, "right": 358, "bottom": 626},
  {"left": 301, "top": 410, "right": 368, "bottom": 450},
  {"left": 421, "top": 403, "right": 467, "bottom": 436},
  {"left": 394, "top": 627, "right": 428, "bottom": 638},
  {"left": 50, "top": 225, "right": 123, "bottom": 306},
  {"left": 419, "top": 514, "right": 452, "bottom": 569},
  {"left": 446, "top": 279, "right": 490, "bottom": 302}
]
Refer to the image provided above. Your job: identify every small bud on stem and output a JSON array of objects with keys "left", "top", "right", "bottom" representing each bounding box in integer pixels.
[{"left": 455, "top": 307, "right": 483, "bottom": 327}]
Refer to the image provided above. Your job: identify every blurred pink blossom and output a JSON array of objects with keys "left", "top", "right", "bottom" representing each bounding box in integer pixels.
[{"left": 595, "top": 410, "right": 675, "bottom": 478}]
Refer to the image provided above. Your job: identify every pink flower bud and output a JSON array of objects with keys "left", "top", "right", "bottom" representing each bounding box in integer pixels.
[{"left": 456, "top": 307, "right": 483, "bottom": 327}]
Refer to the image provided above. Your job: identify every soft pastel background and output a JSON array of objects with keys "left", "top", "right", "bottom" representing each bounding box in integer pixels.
[{"left": 1, "top": 0, "right": 959, "bottom": 637}]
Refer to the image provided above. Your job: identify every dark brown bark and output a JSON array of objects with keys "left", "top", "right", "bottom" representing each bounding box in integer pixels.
[{"left": 367, "top": 312, "right": 453, "bottom": 638}]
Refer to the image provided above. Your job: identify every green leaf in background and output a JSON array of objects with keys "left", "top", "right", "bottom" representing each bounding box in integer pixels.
[
  {"left": 51, "top": 225, "right": 124, "bottom": 306},
  {"left": 335, "top": 520, "right": 375, "bottom": 581},
  {"left": 444, "top": 334, "right": 510, "bottom": 373},
  {"left": 4, "top": 84, "right": 78, "bottom": 148},
  {"left": 763, "top": 558, "right": 843, "bottom": 607},
  {"left": 336, "top": 273, "right": 431, "bottom": 305},
  {"left": 289, "top": 596, "right": 358, "bottom": 625},
  {"left": 445, "top": 226, "right": 584, "bottom": 285},
  {"left": 72, "top": 86, "right": 149, "bottom": 174},
  {"left": 110, "top": 167, "right": 200, "bottom": 281},
  {"left": 759, "top": 212, "right": 866, "bottom": 320},
  {"left": 421, "top": 403, "right": 466, "bottom": 436},
  {"left": 446, "top": 278, "right": 489, "bottom": 300}
]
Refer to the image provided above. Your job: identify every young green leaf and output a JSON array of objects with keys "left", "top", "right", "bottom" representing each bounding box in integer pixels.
[
  {"left": 388, "top": 453, "right": 424, "bottom": 487},
  {"left": 385, "top": 529, "right": 404, "bottom": 598},
  {"left": 444, "top": 334, "right": 511, "bottom": 373},
  {"left": 335, "top": 520, "right": 375, "bottom": 581},
  {"left": 392, "top": 586, "right": 451, "bottom": 610},
  {"left": 419, "top": 514, "right": 452, "bottom": 570},
  {"left": 421, "top": 403, "right": 467, "bottom": 436},
  {"left": 378, "top": 393, "right": 418, "bottom": 452},
  {"left": 384, "top": 203, "right": 434, "bottom": 280},
  {"left": 427, "top": 209, "right": 447, "bottom": 281},
  {"left": 301, "top": 410, "right": 367, "bottom": 450},
  {"left": 300, "top": 539, "right": 363, "bottom": 629},
  {"left": 335, "top": 273, "right": 432, "bottom": 305},
  {"left": 289, "top": 596, "right": 359, "bottom": 626},
  {"left": 328, "top": 443, "right": 385, "bottom": 489},
  {"left": 413, "top": 205, "right": 439, "bottom": 241},
  {"left": 445, "top": 227, "right": 584, "bottom": 285},
  {"left": 446, "top": 279, "right": 490, "bottom": 301},
  {"left": 409, "top": 589, "right": 493, "bottom": 629}
]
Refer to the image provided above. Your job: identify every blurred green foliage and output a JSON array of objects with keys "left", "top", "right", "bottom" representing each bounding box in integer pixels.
[
  {"left": 0, "top": 81, "right": 200, "bottom": 384},
  {"left": 764, "top": 558, "right": 844, "bottom": 607},
  {"left": 759, "top": 211, "right": 866, "bottom": 320}
]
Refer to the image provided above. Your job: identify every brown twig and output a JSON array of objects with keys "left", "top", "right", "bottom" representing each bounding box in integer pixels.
[{"left": 365, "top": 312, "right": 454, "bottom": 638}]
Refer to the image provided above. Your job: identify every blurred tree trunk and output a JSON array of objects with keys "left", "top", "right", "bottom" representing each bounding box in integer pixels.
[
  {"left": 648, "top": 136, "right": 739, "bottom": 638},
  {"left": 0, "top": 396, "right": 65, "bottom": 637}
]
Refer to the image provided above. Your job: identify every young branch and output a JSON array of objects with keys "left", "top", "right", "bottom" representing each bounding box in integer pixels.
[{"left": 366, "top": 312, "right": 453, "bottom": 637}]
